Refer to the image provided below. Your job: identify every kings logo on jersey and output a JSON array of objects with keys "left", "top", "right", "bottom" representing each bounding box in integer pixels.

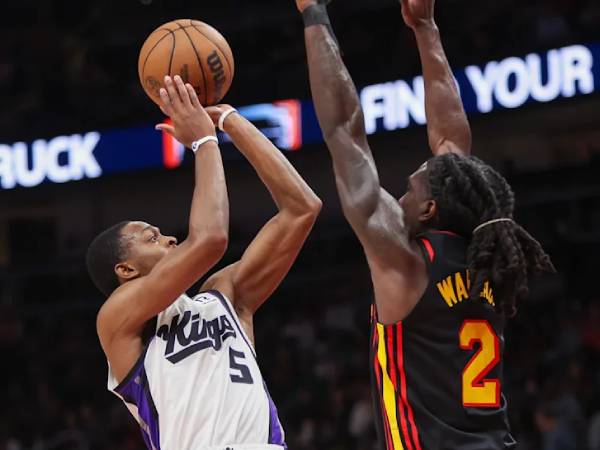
[{"left": 156, "top": 310, "right": 236, "bottom": 364}]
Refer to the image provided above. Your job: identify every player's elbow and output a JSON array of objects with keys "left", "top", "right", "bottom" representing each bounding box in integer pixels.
[
  {"left": 285, "top": 190, "right": 322, "bottom": 220},
  {"left": 335, "top": 169, "right": 379, "bottom": 217},
  {"left": 303, "top": 194, "right": 322, "bottom": 218},
  {"left": 191, "top": 232, "right": 229, "bottom": 262},
  {"left": 340, "top": 200, "right": 374, "bottom": 229},
  {"left": 285, "top": 198, "right": 321, "bottom": 230},
  {"left": 322, "top": 106, "right": 367, "bottom": 144},
  {"left": 206, "top": 232, "right": 229, "bottom": 257},
  {"left": 433, "top": 137, "right": 471, "bottom": 157},
  {"left": 298, "top": 196, "right": 323, "bottom": 228}
]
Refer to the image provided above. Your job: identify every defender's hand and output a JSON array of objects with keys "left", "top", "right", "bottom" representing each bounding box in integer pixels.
[
  {"left": 296, "top": 0, "right": 318, "bottom": 13},
  {"left": 400, "top": 0, "right": 435, "bottom": 30},
  {"left": 155, "top": 75, "right": 216, "bottom": 148}
]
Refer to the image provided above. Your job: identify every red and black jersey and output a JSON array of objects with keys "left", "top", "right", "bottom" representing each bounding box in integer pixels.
[{"left": 370, "top": 231, "right": 516, "bottom": 450}]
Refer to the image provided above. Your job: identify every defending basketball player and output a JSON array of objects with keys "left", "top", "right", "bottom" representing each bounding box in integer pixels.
[
  {"left": 87, "top": 75, "right": 321, "bottom": 450},
  {"left": 296, "top": 0, "right": 555, "bottom": 448}
]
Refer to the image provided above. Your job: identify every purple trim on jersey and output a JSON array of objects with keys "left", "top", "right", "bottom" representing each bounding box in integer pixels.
[
  {"left": 114, "top": 346, "right": 161, "bottom": 450},
  {"left": 205, "top": 290, "right": 287, "bottom": 448},
  {"left": 205, "top": 289, "right": 287, "bottom": 450},
  {"left": 263, "top": 382, "right": 286, "bottom": 448},
  {"left": 206, "top": 289, "right": 257, "bottom": 358}
]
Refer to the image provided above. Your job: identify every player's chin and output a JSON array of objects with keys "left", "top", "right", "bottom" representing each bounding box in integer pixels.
[
  {"left": 159, "top": 247, "right": 176, "bottom": 259},
  {"left": 152, "top": 249, "right": 172, "bottom": 265}
]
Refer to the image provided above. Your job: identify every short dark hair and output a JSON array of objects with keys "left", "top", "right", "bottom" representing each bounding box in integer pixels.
[
  {"left": 427, "top": 154, "right": 555, "bottom": 316},
  {"left": 86, "top": 221, "right": 131, "bottom": 297}
]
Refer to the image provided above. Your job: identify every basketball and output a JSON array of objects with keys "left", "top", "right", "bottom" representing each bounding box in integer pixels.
[{"left": 138, "top": 19, "right": 234, "bottom": 106}]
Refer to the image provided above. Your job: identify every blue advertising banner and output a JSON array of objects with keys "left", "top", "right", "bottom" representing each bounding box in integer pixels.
[
  {"left": 360, "top": 43, "right": 599, "bottom": 133},
  {"left": 0, "top": 42, "right": 597, "bottom": 190}
]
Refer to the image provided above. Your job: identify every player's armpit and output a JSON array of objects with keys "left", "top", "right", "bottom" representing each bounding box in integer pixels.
[
  {"left": 200, "top": 262, "right": 237, "bottom": 300},
  {"left": 202, "top": 209, "right": 318, "bottom": 317},
  {"left": 353, "top": 189, "right": 428, "bottom": 324}
]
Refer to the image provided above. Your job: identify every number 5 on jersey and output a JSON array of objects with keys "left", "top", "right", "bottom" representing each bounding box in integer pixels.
[
  {"left": 459, "top": 320, "right": 501, "bottom": 407},
  {"left": 229, "top": 348, "right": 254, "bottom": 384}
]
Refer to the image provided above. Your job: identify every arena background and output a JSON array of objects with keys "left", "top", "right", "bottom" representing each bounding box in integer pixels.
[{"left": 1, "top": 1, "right": 599, "bottom": 449}]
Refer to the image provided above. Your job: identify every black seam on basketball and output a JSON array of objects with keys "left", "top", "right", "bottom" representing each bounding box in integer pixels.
[
  {"left": 158, "top": 25, "right": 195, "bottom": 33},
  {"left": 141, "top": 30, "right": 172, "bottom": 79},
  {"left": 167, "top": 30, "right": 176, "bottom": 77},
  {"left": 189, "top": 24, "right": 233, "bottom": 78},
  {"left": 176, "top": 23, "right": 208, "bottom": 105}
]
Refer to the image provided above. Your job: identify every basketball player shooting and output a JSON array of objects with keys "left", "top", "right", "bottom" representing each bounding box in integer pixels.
[
  {"left": 86, "top": 75, "right": 320, "bottom": 450},
  {"left": 296, "top": 0, "right": 555, "bottom": 448}
]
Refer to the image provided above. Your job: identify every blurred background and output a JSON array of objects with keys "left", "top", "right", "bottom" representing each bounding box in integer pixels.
[{"left": 1, "top": 0, "right": 600, "bottom": 449}]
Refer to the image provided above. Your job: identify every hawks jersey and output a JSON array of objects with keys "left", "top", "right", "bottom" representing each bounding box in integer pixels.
[
  {"left": 107, "top": 290, "right": 286, "bottom": 450},
  {"left": 370, "top": 231, "right": 516, "bottom": 450}
]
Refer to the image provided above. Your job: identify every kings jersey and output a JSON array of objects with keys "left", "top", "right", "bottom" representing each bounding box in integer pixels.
[{"left": 370, "top": 231, "right": 516, "bottom": 450}]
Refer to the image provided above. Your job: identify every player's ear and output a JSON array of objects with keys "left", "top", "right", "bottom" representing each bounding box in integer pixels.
[
  {"left": 115, "top": 261, "right": 140, "bottom": 282},
  {"left": 419, "top": 199, "right": 437, "bottom": 222}
]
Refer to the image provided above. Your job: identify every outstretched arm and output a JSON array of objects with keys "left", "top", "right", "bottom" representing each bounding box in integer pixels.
[
  {"left": 401, "top": 0, "right": 471, "bottom": 155},
  {"left": 302, "top": 10, "right": 375, "bottom": 225},
  {"left": 297, "top": 1, "right": 425, "bottom": 323},
  {"left": 201, "top": 106, "right": 321, "bottom": 335}
]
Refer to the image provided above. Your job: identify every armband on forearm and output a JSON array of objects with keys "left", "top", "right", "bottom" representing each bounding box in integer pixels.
[{"left": 301, "top": 3, "right": 340, "bottom": 50}]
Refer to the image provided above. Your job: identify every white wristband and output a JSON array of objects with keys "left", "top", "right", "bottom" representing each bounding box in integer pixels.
[
  {"left": 217, "top": 108, "right": 238, "bottom": 132},
  {"left": 191, "top": 136, "right": 218, "bottom": 153}
]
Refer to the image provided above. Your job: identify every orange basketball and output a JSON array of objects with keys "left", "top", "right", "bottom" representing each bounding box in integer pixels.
[{"left": 138, "top": 19, "right": 234, "bottom": 106}]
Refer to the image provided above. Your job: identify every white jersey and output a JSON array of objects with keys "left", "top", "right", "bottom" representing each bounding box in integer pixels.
[{"left": 107, "top": 290, "right": 286, "bottom": 450}]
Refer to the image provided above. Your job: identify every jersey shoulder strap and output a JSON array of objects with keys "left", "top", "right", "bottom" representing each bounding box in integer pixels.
[{"left": 415, "top": 230, "right": 467, "bottom": 268}]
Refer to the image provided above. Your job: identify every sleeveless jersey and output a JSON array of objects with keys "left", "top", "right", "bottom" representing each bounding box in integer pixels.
[
  {"left": 107, "top": 290, "right": 286, "bottom": 450},
  {"left": 370, "top": 231, "right": 516, "bottom": 450}
]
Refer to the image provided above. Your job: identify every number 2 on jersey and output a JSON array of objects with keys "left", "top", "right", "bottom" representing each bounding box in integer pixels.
[{"left": 459, "top": 320, "right": 500, "bottom": 407}]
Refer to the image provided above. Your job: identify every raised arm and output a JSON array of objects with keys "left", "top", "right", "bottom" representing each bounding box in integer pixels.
[
  {"left": 201, "top": 106, "right": 321, "bottom": 339},
  {"left": 297, "top": 1, "right": 425, "bottom": 323},
  {"left": 300, "top": 4, "right": 377, "bottom": 226},
  {"left": 97, "top": 76, "right": 229, "bottom": 376},
  {"left": 401, "top": 0, "right": 471, "bottom": 155}
]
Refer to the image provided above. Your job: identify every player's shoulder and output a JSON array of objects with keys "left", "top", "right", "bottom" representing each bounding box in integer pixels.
[
  {"left": 96, "top": 279, "right": 143, "bottom": 327},
  {"left": 414, "top": 230, "right": 467, "bottom": 265},
  {"left": 192, "top": 289, "right": 236, "bottom": 311},
  {"left": 96, "top": 279, "right": 148, "bottom": 354},
  {"left": 191, "top": 289, "right": 222, "bottom": 304},
  {"left": 416, "top": 230, "right": 466, "bottom": 248},
  {"left": 199, "top": 263, "right": 238, "bottom": 300}
]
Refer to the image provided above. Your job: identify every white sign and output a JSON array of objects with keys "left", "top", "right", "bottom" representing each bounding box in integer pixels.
[
  {"left": 361, "top": 44, "right": 595, "bottom": 134},
  {"left": 0, "top": 132, "right": 102, "bottom": 189}
]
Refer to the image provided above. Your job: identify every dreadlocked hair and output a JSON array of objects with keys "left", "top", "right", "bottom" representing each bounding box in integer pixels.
[{"left": 427, "top": 153, "right": 555, "bottom": 317}]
